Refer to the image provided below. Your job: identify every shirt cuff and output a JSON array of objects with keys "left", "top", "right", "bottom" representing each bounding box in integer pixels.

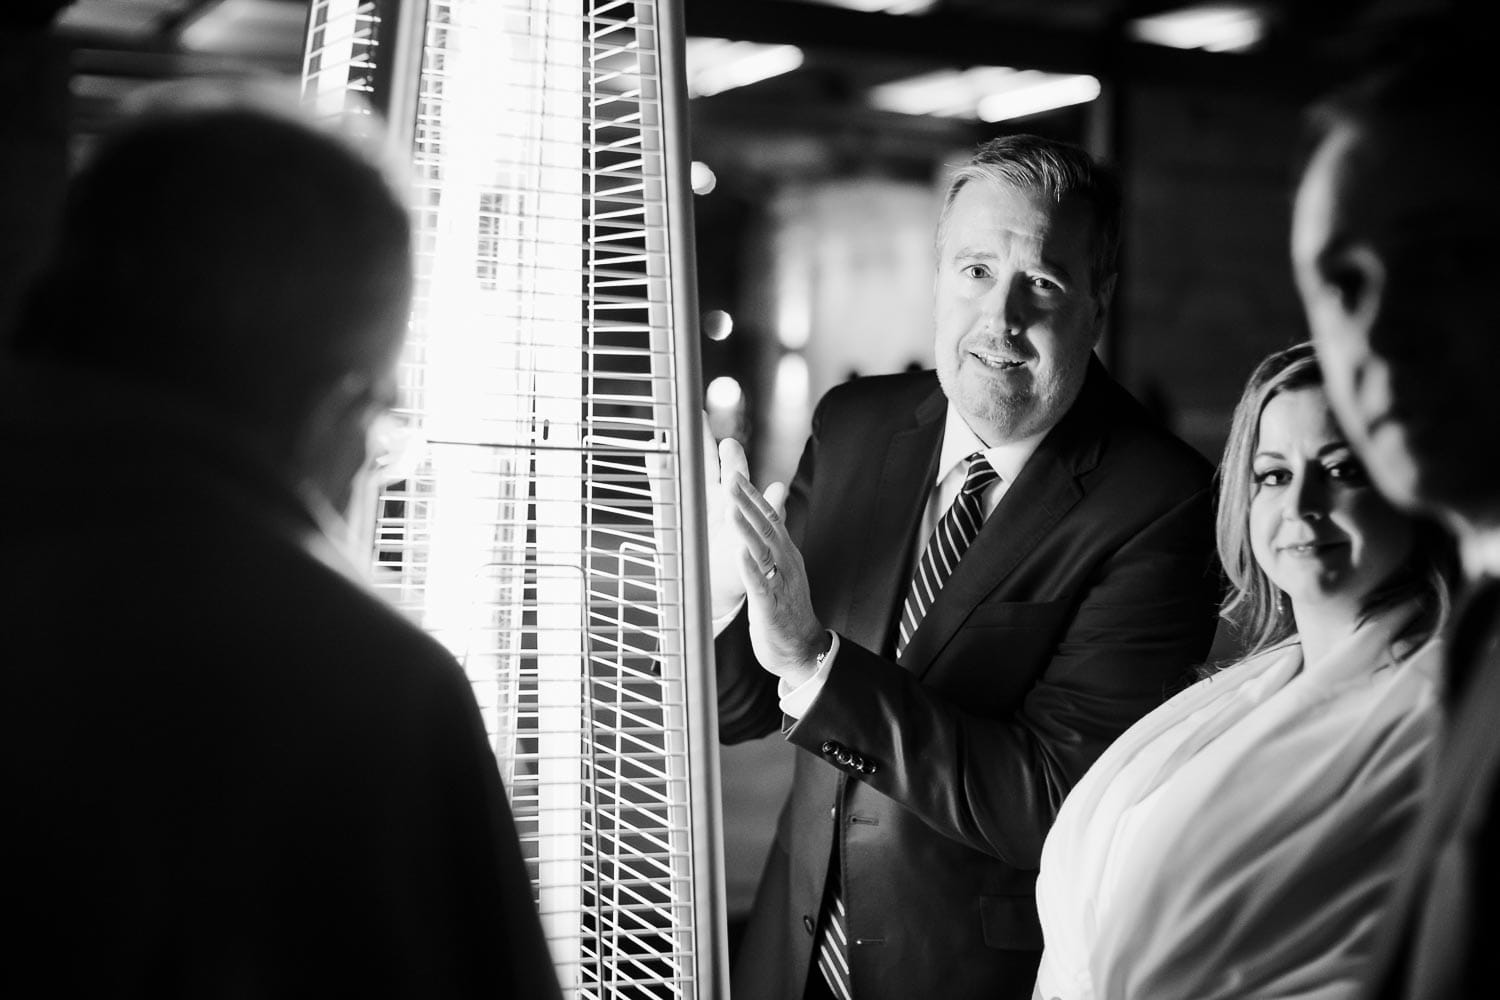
[
  {"left": 711, "top": 597, "right": 745, "bottom": 637},
  {"left": 778, "top": 631, "right": 839, "bottom": 719}
]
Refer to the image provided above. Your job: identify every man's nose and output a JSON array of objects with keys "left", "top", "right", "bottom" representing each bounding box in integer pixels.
[{"left": 980, "top": 275, "right": 1027, "bottom": 331}]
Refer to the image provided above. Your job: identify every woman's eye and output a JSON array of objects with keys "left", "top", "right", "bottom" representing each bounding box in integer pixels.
[
  {"left": 1255, "top": 469, "right": 1290, "bottom": 487},
  {"left": 1327, "top": 460, "right": 1368, "bottom": 484}
]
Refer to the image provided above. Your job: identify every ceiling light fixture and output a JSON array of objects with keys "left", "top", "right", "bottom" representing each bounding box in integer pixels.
[
  {"left": 684, "top": 37, "right": 805, "bottom": 98},
  {"left": 1127, "top": 3, "right": 1269, "bottom": 53},
  {"left": 55, "top": 0, "right": 189, "bottom": 40},
  {"left": 870, "top": 66, "right": 1101, "bottom": 122},
  {"left": 808, "top": 0, "right": 940, "bottom": 13},
  {"left": 178, "top": 0, "right": 307, "bottom": 56},
  {"left": 977, "top": 72, "right": 1102, "bottom": 123}
]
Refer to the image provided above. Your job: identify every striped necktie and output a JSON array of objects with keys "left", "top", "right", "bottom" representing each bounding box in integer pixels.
[
  {"left": 814, "top": 452, "right": 997, "bottom": 999},
  {"left": 897, "top": 452, "right": 999, "bottom": 658}
]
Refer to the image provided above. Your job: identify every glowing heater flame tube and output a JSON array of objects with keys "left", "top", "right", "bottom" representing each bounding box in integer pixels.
[{"left": 302, "top": 1, "right": 728, "bottom": 996}]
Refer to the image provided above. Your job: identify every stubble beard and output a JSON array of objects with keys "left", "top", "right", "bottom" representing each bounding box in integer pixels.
[{"left": 938, "top": 362, "right": 1040, "bottom": 444}]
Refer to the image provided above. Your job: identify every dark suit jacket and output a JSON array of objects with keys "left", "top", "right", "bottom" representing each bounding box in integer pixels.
[
  {"left": 0, "top": 363, "right": 561, "bottom": 999},
  {"left": 717, "top": 361, "right": 1220, "bottom": 1000},
  {"left": 1368, "top": 578, "right": 1500, "bottom": 999}
]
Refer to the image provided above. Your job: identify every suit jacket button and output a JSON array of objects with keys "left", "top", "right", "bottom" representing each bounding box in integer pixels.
[
  {"left": 836, "top": 748, "right": 854, "bottom": 766},
  {"left": 850, "top": 754, "right": 865, "bottom": 771},
  {"left": 821, "top": 740, "right": 840, "bottom": 756},
  {"left": 803, "top": 915, "right": 816, "bottom": 935}
]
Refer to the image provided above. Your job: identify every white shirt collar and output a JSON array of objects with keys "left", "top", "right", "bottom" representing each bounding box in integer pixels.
[
  {"left": 1460, "top": 527, "right": 1500, "bottom": 582},
  {"left": 936, "top": 404, "right": 1048, "bottom": 487}
]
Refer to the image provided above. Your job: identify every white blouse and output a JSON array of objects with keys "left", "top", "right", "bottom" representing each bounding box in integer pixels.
[{"left": 1033, "top": 606, "right": 1440, "bottom": 1000}]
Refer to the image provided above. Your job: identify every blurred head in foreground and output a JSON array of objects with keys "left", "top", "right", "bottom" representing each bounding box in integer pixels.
[
  {"left": 1292, "top": 28, "right": 1500, "bottom": 541},
  {"left": 8, "top": 79, "right": 412, "bottom": 516}
]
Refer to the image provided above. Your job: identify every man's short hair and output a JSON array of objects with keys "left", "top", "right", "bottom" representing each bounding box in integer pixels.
[
  {"left": 937, "top": 133, "right": 1121, "bottom": 294},
  {"left": 8, "top": 92, "right": 412, "bottom": 434},
  {"left": 1299, "top": 17, "right": 1496, "bottom": 172}
]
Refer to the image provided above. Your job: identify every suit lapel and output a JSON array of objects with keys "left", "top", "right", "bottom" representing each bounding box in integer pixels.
[
  {"left": 897, "top": 360, "right": 1110, "bottom": 679},
  {"left": 1386, "top": 581, "right": 1500, "bottom": 994},
  {"left": 842, "top": 387, "right": 945, "bottom": 656},
  {"left": 898, "top": 444, "right": 1083, "bottom": 678}
]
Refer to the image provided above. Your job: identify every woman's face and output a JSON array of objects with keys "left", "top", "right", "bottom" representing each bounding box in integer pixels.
[{"left": 1249, "top": 386, "right": 1414, "bottom": 620}]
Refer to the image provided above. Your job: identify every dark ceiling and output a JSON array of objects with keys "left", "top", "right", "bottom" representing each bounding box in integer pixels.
[
  {"left": 0, "top": 0, "right": 1476, "bottom": 448},
  {"left": 10, "top": 0, "right": 1464, "bottom": 156}
]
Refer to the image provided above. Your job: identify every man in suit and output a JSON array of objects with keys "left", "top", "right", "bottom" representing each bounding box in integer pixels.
[
  {"left": 0, "top": 88, "right": 561, "bottom": 996},
  {"left": 1293, "top": 25, "right": 1500, "bottom": 999},
  {"left": 708, "top": 134, "right": 1221, "bottom": 1000}
]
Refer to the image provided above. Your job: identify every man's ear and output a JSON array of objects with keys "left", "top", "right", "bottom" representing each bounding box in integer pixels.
[{"left": 294, "top": 372, "right": 377, "bottom": 517}]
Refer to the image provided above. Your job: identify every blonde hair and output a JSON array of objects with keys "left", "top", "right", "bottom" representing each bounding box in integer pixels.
[{"left": 1215, "top": 342, "right": 1453, "bottom": 658}]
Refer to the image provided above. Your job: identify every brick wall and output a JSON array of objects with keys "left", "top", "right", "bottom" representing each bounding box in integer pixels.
[{"left": 1115, "top": 79, "right": 1309, "bottom": 463}]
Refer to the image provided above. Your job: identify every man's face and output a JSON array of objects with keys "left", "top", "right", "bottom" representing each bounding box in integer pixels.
[
  {"left": 934, "top": 179, "right": 1111, "bottom": 445},
  {"left": 1294, "top": 120, "right": 1500, "bottom": 526},
  {"left": 304, "top": 313, "right": 407, "bottom": 519}
]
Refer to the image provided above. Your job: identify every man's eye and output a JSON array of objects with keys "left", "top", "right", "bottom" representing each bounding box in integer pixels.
[
  {"left": 1317, "top": 247, "right": 1382, "bottom": 313},
  {"left": 1324, "top": 265, "right": 1368, "bottom": 311},
  {"left": 1029, "top": 276, "right": 1061, "bottom": 292},
  {"left": 963, "top": 264, "right": 991, "bottom": 280}
]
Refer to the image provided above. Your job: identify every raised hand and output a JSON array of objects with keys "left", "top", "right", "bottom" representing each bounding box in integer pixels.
[
  {"left": 703, "top": 413, "right": 751, "bottom": 619},
  {"left": 729, "top": 473, "right": 828, "bottom": 687}
]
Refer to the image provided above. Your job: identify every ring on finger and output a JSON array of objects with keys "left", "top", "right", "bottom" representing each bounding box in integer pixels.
[{"left": 764, "top": 563, "right": 778, "bottom": 582}]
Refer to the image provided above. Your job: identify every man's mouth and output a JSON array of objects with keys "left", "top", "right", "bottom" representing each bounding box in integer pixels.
[{"left": 971, "top": 350, "right": 1026, "bottom": 370}]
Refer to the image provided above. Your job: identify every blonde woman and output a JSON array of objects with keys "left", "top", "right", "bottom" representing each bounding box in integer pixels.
[{"left": 1033, "top": 342, "right": 1453, "bottom": 999}]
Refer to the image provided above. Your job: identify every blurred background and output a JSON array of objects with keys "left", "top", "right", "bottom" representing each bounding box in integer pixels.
[{"left": 0, "top": 0, "right": 1462, "bottom": 951}]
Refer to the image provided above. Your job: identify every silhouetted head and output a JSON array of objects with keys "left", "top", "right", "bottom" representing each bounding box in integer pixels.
[
  {"left": 1294, "top": 23, "right": 1500, "bottom": 537},
  {"left": 9, "top": 83, "right": 413, "bottom": 513}
]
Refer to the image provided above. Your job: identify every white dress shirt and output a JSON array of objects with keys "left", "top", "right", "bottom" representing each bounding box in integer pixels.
[
  {"left": 1460, "top": 526, "right": 1500, "bottom": 582},
  {"left": 773, "top": 404, "right": 1046, "bottom": 716}
]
